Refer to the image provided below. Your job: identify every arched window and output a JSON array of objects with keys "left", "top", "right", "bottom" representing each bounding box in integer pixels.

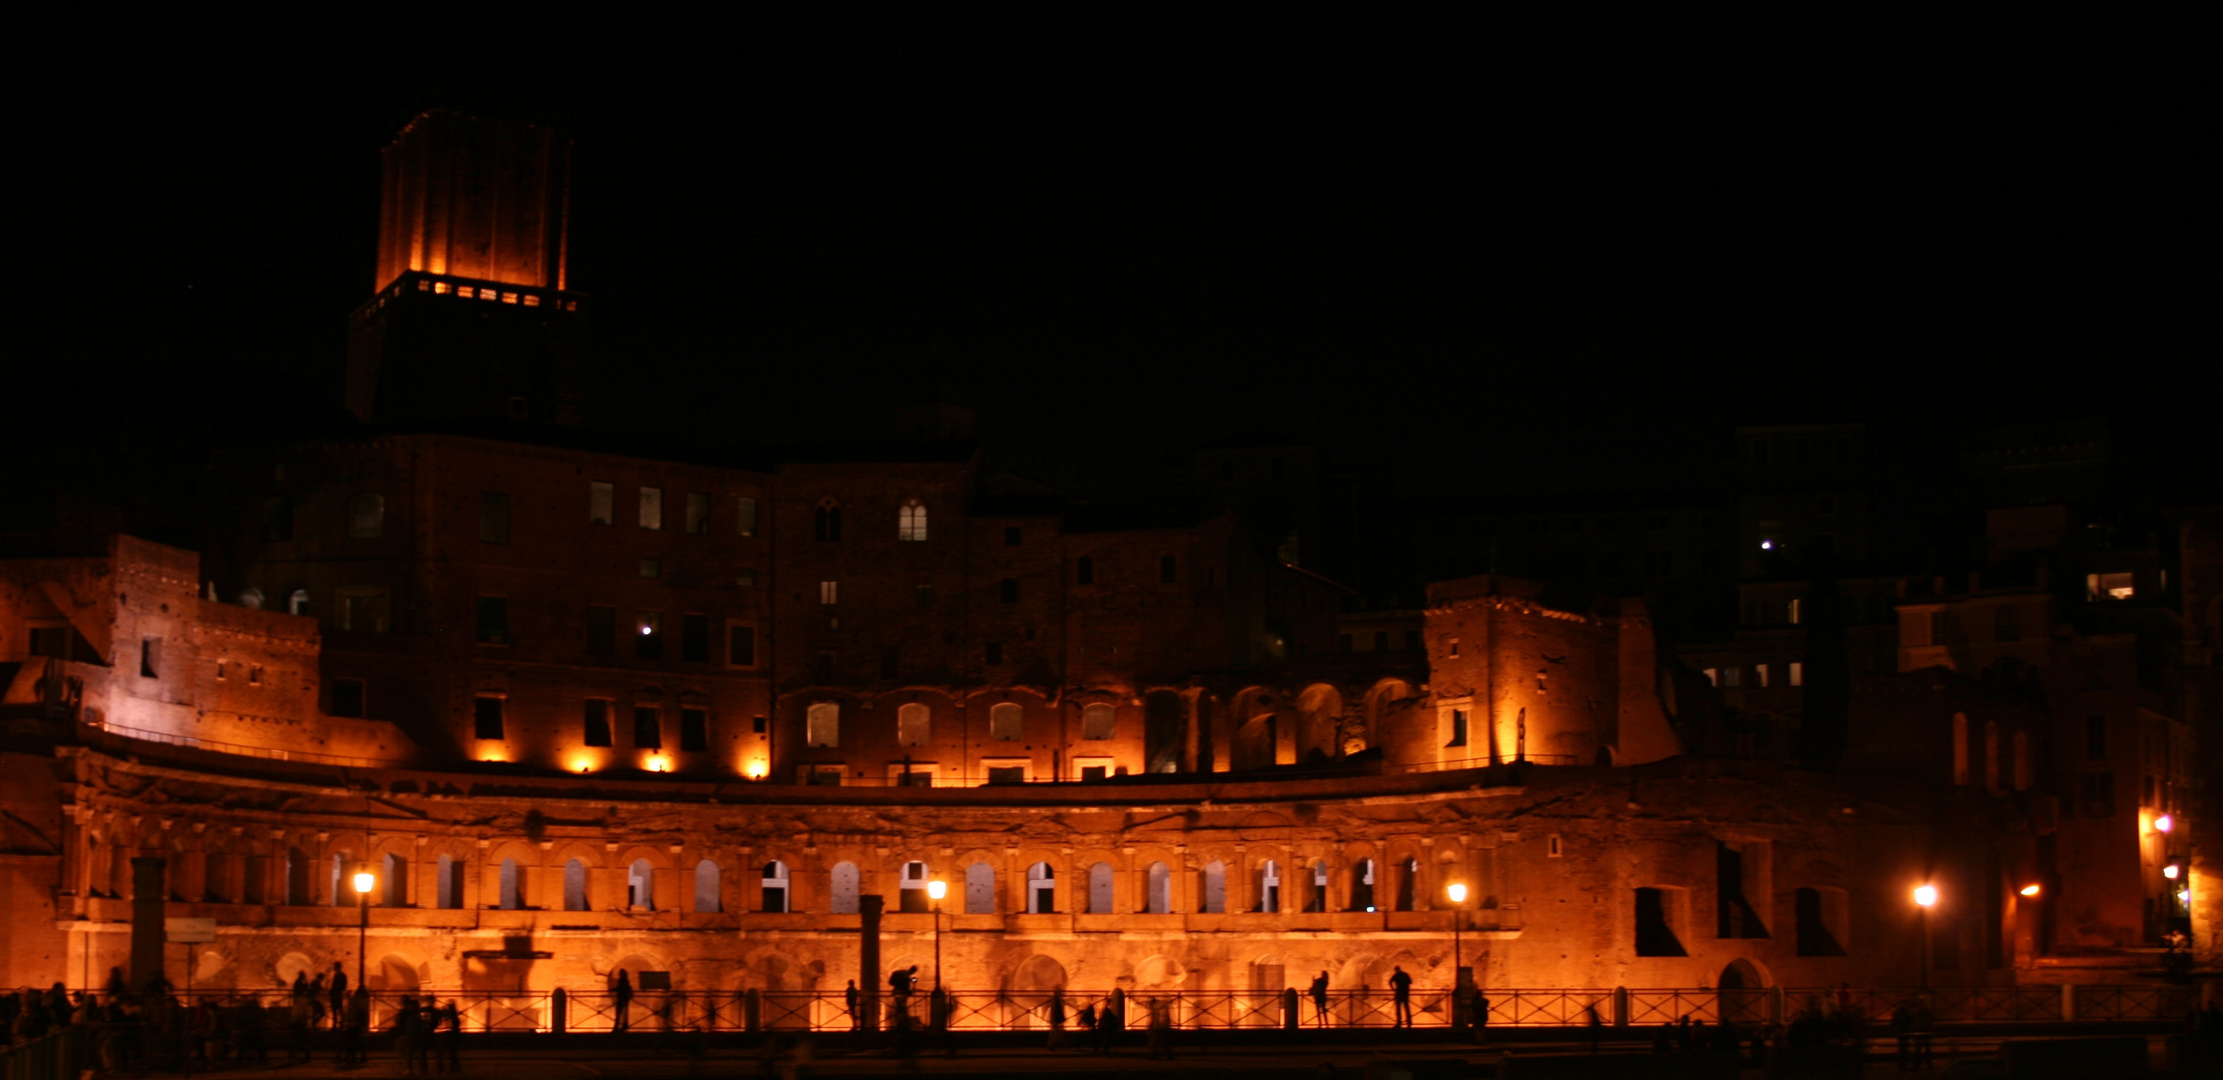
[
  {"left": 564, "top": 859, "right": 589, "bottom": 911},
  {"left": 900, "top": 860, "right": 932, "bottom": 913},
  {"left": 1952, "top": 713, "right": 1970, "bottom": 786},
  {"left": 288, "top": 589, "right": 310, "bottom": 616},
  {"left": 383, "top": 853, "right": 409, "bottom": 907},
  {"left": 238, "top": 587, "right": 265, "bottom": 610},
  {"left": 807, "top": 703, "right": 840, "bottom": 748},
  {"left": 814, "top": 499, "right": 842, "bottom": 542},
  {"left": 1258, "top": 860, "right": 1282, "bottom": 913},
  {"left": 627, "top": 859, "right": 655, "bottom": 910},
  {"left": 989, "top": 702, "right": 1023, "bottom": 741},
  {"left": 829, "top": 862, "right": 860, "bottom": 914},
  {"left": 348, "top": 493, "right": 385, "bottom": 539},
  {"left": 499, "top": 858, "right": 523, "bottom": 910},
  {"left": 1350, "top": 858, "right": 1376, "bottom": 912},
  {"left": 330, "top": 853, "right": 354, "bottom": 907},
  {"left": 1201, "top": 861, "right": 1227, "bottom": 914},
  {"left": 436, "top": 854, "right": 463, "bottom": 910},
  {"left": 898, "top": 499, "right": 928, "bottom": 542},
  {"left": 285, "top": 847, "right": 312, "bottom": 906},
  {"left": 1087, "top": 862, "right": 1115, "bottom": 914},
  {"left": 1082, "top": 703, "right": 1116, "bottom": 740},
  {"left": 1145, "top": 861, "right": 1172, "bottom": 914},
  {"left": 1395, "top": 856, "right": 1418, "bottom": 911},
  {"left": 1026, "top": 862, "right": 1056, "bottom": 914},
  {"left": 965, "top": 861, "right": 995, "bottom": 914},
  {"left": 694, "top": 860, "right": 721, "bottom": 913},
  {"left": 761, "top": 861, "right": 790, "bottom": 913},
  {"left": 897, "top": 703, "right": 930, "bottom": 747},
  {"left": 1305, "top": 859, "right": 1328, "bottom": 913}
]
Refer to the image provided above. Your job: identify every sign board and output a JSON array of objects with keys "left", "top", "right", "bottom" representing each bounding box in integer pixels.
[
  {"left": 165, "top": 918, "right": 217, "bottom": 944},
  {"left": 636, "top": 971, "right": 672, "bottom": 991}
]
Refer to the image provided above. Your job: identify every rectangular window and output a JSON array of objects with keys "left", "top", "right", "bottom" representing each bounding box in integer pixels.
[
  {"left": 636, "top": 612, "right": 663, "bottom": 659},
  {"left": 1076, "top": 557, "right": 1094, "bottom": 585},
  {"left": 476, "top": 597, "right": 509, "bottom": 645},
  {"left": 1715, "top": 841, "right": 1770, "bottom": 939},
  {"left": 999, "top": 578, "right": 1019, "bottom": 603},
  {"left": 1082, "top": 703, "right": 1116, "bottom": 740},
  {"left": 480, "top": 492, "right": 510, "bottom": 544},
  {"left": 28, "top": 625, "right": 68, "bottom": 659},
  {"left": 736, "top": 568, "right": 757, "bottom": 587},
  {"left": 473, "top": 697, "right": 505, "bottom": 740},
  {"left": 752, "top": 715, "right": 767, "bottom": 734},
  {"left": 1635, "top": 887, "right": 1688, "bottom": 956},
  {"left": 1004, "top": 526, "right": 1021, "bottom": 546},
  {"left": 330, "top": 679, "right": 366, "bottom": 718},
  {"left": 681, "top": 613, "right": 710, "bottom": 663},
  {"left": 735, "top": 496, "right": 758, "bottom": 537},
  {"left": 1448, "top": 637, "right": 1460, "bottom": 658},
  {"left": 819, "top": 581, "right": 838, "bottom": 605},
  {"left": 680, "top": 708, "right": 708, "bottom": 752},
  {"left": 2086, "top": 572, "right": 2134, "bottom": 601},
  {"left": 586, "top": 606, "right": 616, "bottom": 655},
  {"left": 2085, "top": 716, "right": 2107, "bottom": 760},
  {"left": 988, "top": 765, "right": 1026, "bottom": 785},
  {"left": 1372, "top": 631, "right": 1389, "bottom": 651},
  {"left": 1447, "top": 709, "right": 1468, "bottom": 747},
  {"left": 1795, "top": 887, "right": 1848, "bottom": 956},
  {"left": 727, "top": 624, "right": 757, "bottom": 667},
  {"left": 590, "top": 482, "right": 614, "bottom": 525},
  {"left": 1755, "top": 664, "right": 1770, "bottom": 688},
  {"left": 685, "top": 492, "right": 710, "bottom": 534},
  {"left": 583, "top": 700, "right": 612, "bottom": 747},
  {"left": 880, "top": 647, "right": 900, "bottom": 679},
  {"left": 2079, "top": 771, "right": 2114, "bottom": 817},
  {"left": 639, "top": 558, "right": 660, "bottom": 578},
  {"left": 915, "top": 583, "right": 935, "bottom": 608},
  {"left": 1788, "top": 661, "right": 1804, "bottom": 687},
  {"left": 1720, "top": 666, "right": 1743, "bottom": 688},
  {"left": 1161, "top": 555, "right": 1178, "bottom": 583},
  {"left": 140, "top": 637, "right": 161, "bottom": 678},
  {"left": 634, "top": 706, "right": 662, "bottom": 749},
  {"left": 638, "top": 487, "right": 663, "bottom": 530},
  {"left": 1405, "top": 630, "right": 1422, "bottom": 650},
  {"left": 985, "top": 641, "right": 1003, "bottom": 665}
]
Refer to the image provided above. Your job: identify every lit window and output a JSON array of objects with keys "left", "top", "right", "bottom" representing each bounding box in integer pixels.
[
  {"left": 897, "top": 703, "right": 930, "bottom": 747},
  {"left": 806, "top": 702, "right": 839, "bottom": 748},
  {"left": 819, "top": 581, "right": 838, "bottom": 605},
  {"left": 685, "top": 492, "right": 710, "bottom": 535},
  {"left": 1788, "top": 661, "right": 1804, "bottom": 687},
  {"left": 2086, "top": 572, "right": 2134, "bottom": 601},
  {"left": 1082, "top": 703, "right": 1116, "bottom": 740},
  {"left": 735, "top": 496, "right": 758, "bottom": 537},
  {"left": 898, "top": 499, "right": 928, "bottom": 541},
  {"left": 989, "top": 702, "right": 1022, "bottom": 741},
  {"left": 1755, "top": 664, "right": 1770, "bottom": 688},
  {"left": 1703, "top": 668, "right": 1719, "bottom": 686},
  {"left": 1787, "top": 598, "right": 1802, "bottom": 625},
  {"left": 640, "top": 558, "right": 660, "bottom": 578},
  {"left": 639, "top": 487, "right": 663, "bottom": 530},
  {"left": 589, "top": 482, "right": 614, "bottom": 525}
]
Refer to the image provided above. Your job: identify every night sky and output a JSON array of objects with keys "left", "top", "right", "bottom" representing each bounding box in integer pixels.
[{"left": 26, "top": 15, "right": 2206, "bottom": 498}]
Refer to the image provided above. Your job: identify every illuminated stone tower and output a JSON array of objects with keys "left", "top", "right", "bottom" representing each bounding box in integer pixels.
[{"left": 344, "top": 109, "right": 588, "bottom": 426}]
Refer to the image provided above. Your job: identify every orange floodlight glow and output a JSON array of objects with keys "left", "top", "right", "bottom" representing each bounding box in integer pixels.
[
  {"left": 2163, "top": 864, "right": 2180, "bottom": 880},
  {"left": 744, "top": 758, "right": 769, "bottom": 780},
  {"left": 1913, "top": 884, "right": 1938, "bottom": 907},
  {"left": 2018, "top": 884, "right": 2041, "bottom": 897},
  {"left": 2154, "top": 814, "right": 2174, "bottom": 833}
]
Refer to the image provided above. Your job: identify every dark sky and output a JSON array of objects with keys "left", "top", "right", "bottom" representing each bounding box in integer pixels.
[{"left": 27, "top": 14, "right": 2208, "bottom": 497}]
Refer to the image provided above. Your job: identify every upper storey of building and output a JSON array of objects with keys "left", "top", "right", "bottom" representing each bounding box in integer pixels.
[{"left": 376, "top": 110, "right": 572, "bottom": 295}]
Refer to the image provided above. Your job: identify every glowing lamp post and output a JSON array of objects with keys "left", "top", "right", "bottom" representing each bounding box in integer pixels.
[
  {"left": 352, "top": 868, "right": 376, "bottom": 989},
  {"left": 1447, "top": 882, "right": 1470, "bottom": 1027},
  {"left": 926, "top": 879, "right": 948, "bottom": 1030},
  {"left": 2154, "top": 813, "right": 2174, "bottom": 834},
  {"left": 1913, "top": 884, "right": 1938, "bottom": 989},
  {"left": 2018, "top": 884, "right": 2042, "bottom": 897}
]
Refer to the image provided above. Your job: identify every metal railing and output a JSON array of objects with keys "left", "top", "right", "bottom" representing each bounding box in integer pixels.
[{"left": 79, "top": 983, "right": 2197, "bottom": 1036}]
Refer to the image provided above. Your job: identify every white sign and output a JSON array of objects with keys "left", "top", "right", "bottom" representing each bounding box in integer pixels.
[{"left": 165, "top": 918, "right": 217, "bottom": 944}]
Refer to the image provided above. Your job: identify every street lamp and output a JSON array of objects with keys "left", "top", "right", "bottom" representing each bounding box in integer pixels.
[
  {"left": 926, "top": 879, "right": 948, "bottom": 1031},
  {"left": 352, "top": 867, "right": 376, "bottom": 990},
  {"left": 1446, "top": 882, "right": 1469, "bottom": 1028},
  {"left": 1912, "top": 884, "right": 1937, "bottom": 989}
]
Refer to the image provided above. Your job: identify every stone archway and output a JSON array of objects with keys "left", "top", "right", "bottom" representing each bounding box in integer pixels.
[{"left": 1717, "top": 958, "right": 1770, "bottom": 1026}]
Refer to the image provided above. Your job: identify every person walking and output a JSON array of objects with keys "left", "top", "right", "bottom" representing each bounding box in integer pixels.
[
  {"left": 328, "top": 961, "right": 349, "bottom": 1031},
  {"left": 845, "top": 979, "right": 861, "bottom": 1031},
  {"left": 1047, "top": 989, "right": 1068, "bottom": 1050},
  {"left": 612, "top": 970, "right": 634, "bottom": 1033},
  {"left": 1388, "top": 967, "right": 1413, "bottom": 1029},
  {"left": 437, "top": 1000, "right": 462, "bottom": 1073},
  {"left": 1309, "top": 971, "right": 1331, "bottom": 1028},
  {"left": 1585, "top": 1002, "right": 1603, "bottom": 1054}
]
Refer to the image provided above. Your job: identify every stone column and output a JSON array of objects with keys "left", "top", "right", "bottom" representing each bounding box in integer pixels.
[
  {"left": 130, "top": 856, "right": 167, "bottom": 993},
  {"left": 859, "top": 894, "right": 884, "bottom": 1031}
]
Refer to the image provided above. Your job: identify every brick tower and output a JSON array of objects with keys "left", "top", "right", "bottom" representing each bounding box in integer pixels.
[{"left": 344, "top": 109, "right": 588, "bottom": 427}]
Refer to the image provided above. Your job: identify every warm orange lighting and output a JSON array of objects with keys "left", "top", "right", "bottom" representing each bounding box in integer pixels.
[
  {"left": 2163, "top": 864, "right": 2180, "bottom": 880},
  {"left": 1913, "top": 884, "right": 1938, "bottom": 907},
  {"left": 1447, "top": 882, "right": 1468, "bottom": 905},
  {"left": 2154, "top": 814, "right": 2174, "bottom": 833},
  {"left": 476, "top": 749, "right": 509, "bottom": 763},
  {"left": 647, "top": 756, "right": 670, "bottom": 773},
  {"left": 352, "top": 870, "right": 375, "bottom": 895},
  {"left": 2018, "top": 884, "right": 2041, "bottom": 897},
  {"left": 927, "top": 880, "right": 947, "bottom": 902},
  {"left": 744, "top": 759, "right": 769, "bottom": 780}
]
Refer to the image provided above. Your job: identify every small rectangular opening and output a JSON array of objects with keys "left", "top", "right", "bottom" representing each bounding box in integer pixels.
[
  {"left": 1636, "top": 887, "right": 1688, "bottom": 956},
  {"left": 473, "top": 697, "right": 505, "bottom": 740},
  {"left": 583, "top": 700, "right": 612, "bottom": 747}
]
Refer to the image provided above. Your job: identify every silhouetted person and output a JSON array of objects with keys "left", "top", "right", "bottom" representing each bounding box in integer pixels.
[
  {"left": 845, "top": 980, "right": 861, "bottom": 1030},
  {"left": 1309, "top": 971, "right": 1330, "bottom": 1027},
  {"left": 1047, "top": 989, "right": 1068, "bottom": 1049},
  {"left": 1585, "top": 1002, "right": 1602, "bottom": 1053},
  {"left": 437, "top": 1000, "right": 461, "bottom": 1071},
  {"left": 612, "top": 970, "right": 634, "bottom": 1032},
  {"left": 1388, "top": 967, "right": 1413, "bottom": 1028},
  {"left": 328, "top": 961, "right": 349, "bottom": 1029}
]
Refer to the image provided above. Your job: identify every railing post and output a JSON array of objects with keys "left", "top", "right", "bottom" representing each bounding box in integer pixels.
[
  {"left": 1282, "top": 987, "right": 1299, "bottom": 1030},
  {"left": 1770, "top": 985, "right": 1785, "bottom": 1024},
  {"left": 1613, "top": 986, "right": 1629, "bottom": 1027},
  {"left": 745, "top": 989, "right": 760, "bottom": 1032},
  {"left": 551, "top": 987, "right": 567, "bottom": 1034},
  {"left": 2060, "top": 983, "right": 2075, "bottom": 1022}
]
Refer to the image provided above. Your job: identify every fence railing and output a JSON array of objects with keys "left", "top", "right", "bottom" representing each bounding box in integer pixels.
[{"left": 84, "top": 983, "right": 2200, "bottom": 1035}]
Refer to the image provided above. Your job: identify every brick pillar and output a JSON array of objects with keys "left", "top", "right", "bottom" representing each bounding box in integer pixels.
[
  {"left": 859, "top": 894, "right": 884, "bottom": 1031},
  {"left": 130, "top": 856, "right": 167, "bottom": 993}
]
